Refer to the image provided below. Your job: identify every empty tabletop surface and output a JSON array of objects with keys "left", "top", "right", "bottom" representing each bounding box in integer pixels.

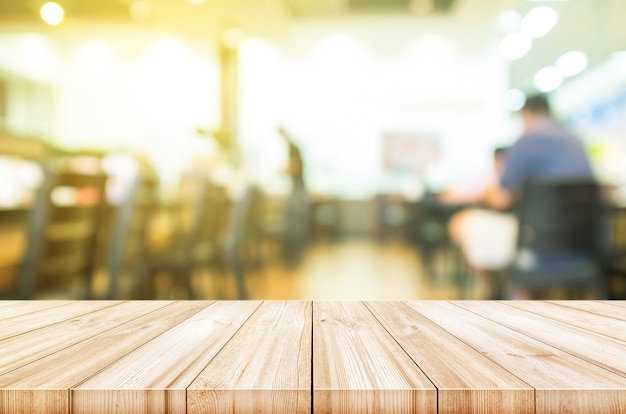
[{"left": 0, "top": 300, "right": 625, "bottom": 413}]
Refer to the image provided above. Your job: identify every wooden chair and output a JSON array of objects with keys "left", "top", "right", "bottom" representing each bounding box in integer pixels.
[
  {"left": 507, "top": 178, "right": 609, "bottom": 299},
  {"left": 14, "top": 167, "right": 107, "bottom": 299},
  {"left": 131, "top": 175, "right": 232, "bottom": 299},
  {"left": 104, "top": 170, "right": 159, "bottom": 299},
  {"left": 222, "top": 185, "right": 268, "bottom": 299},
  {"left": 187, "top": 180, "right": 233, "bottom": 298}
]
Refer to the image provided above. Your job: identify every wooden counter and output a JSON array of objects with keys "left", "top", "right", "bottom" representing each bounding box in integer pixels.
[{"left": 0, "top": 300, "right": 625, "bottom": 413}]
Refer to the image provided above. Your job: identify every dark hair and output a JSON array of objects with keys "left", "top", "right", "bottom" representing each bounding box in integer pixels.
[{"left": 522, "top": 94, "right": 551, "bottom": 115}]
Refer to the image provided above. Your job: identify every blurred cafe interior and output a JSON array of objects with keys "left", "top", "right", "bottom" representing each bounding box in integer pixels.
[{"left": 1, "top": 0, "right": 626, "bottom": 301}]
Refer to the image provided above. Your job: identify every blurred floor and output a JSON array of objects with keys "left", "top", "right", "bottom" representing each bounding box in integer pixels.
[
  {"left": 240, "top": 238, "right": 463, "bottom": 300},
  {"left": 94, "top": 236, "right": 616, "bottom": 301}
]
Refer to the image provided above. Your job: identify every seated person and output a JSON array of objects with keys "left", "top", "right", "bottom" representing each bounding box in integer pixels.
[{"left": 448, "top": 94, "right": 595, "bottom": 297}]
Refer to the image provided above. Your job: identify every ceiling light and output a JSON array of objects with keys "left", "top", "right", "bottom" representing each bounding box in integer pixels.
[
  {"left": 40, "top": 2, "right": 64, "bottom": 26},
  {"left": 499, "top": 32, "right": 532, "bottom": 60},
  {"left": 555, "top": 51, "right": 588, "bottom": 77},
  {"left": 520, "top": 7, "right": 558, "bottom": 38},
  {"left": 533, "top": 66, "right": 564, "bottom": 92}
]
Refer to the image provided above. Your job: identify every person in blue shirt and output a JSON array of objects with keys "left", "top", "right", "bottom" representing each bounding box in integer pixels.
[
  {"left": 485, "top": 94, "right": 594, "bottom": 210},
  {"left": 448, "top": 93, "right": 594, "bottom": 296}
]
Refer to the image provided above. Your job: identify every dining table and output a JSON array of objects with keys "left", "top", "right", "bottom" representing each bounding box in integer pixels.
[{"left": 0, "top": 300, "right": 625, "bottom": 413}]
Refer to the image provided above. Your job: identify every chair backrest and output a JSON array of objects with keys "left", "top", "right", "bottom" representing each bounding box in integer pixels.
[
  {"left": 16, "top": 168, "right": 107, "bottom": 299},
  {"left": 225, "top": 184, "right": 257, "bottom": 250},
  {"left": 173, "top": 173, "right": 218, "bottom": 250},
  {"left": 150, "top": 174, "right": 229, "bottom": 265},
  {"left": 222, "top": 184, "right": 266, "bottom": 299},
  {"left": 515, "top": 178, "right": 606, "bottom": 258},
  {"left": 105, "top": 170, "right": 159, "bottom": 299}
]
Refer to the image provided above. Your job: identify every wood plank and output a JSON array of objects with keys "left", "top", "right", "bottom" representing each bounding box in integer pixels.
[
  {"left": 506, "top": 300, "right": 626, "bottom": 342},
  {"left": 72, "top": 301, "right": 261, "bottom": 414},
  {"left": 365, "top": 301, "right": 534, "bottom": 414},
  {"left": 187, "top": 301, "right": 312, "bottom": 414},
  {"left": 313, "top": 301, "right": 436, "bottom": 414},
  {"left": 457, "top": 301, "right": 626, "bottom": 378},
  {"left": 0, "top": 300, "right": 73, "bottom": 320},
  {"left": 602, "top": 300, "right": 626, "bottom": 309},
  {"left": 406, "top": 301, "right": 626, "bottom": 414},
  {"left": 0, "top": 301, "right": 170, "bottom": 375},
  {"left": 0, "top": 301, "right": 211, "bottom": 414},
  {"left": 0, "top": 301, "right": 120, "bottom": 341},
  {"left": 548, "top": 300, "right": 626, "bottom": 321}
]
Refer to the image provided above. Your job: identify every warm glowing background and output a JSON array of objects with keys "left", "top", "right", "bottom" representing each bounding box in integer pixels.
[{"left": 1, "top": 0, "right": 625, "bottom": 300}]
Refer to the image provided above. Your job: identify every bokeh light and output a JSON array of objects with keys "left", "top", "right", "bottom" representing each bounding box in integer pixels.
[
  {"left": 520, "top": 7, "right": 558, "bottom": 39},
  {"left": 40, "top": 2, "right": 64, "bottom": 26},
  {"left": 556, "top": 51, "right": 588, "bottom": 78},
  {"left": 534, "top": 66, "right": 564, "bottom": 92},
  {"left": 499, "top": 32, "right": 532, "bottom": 60}
]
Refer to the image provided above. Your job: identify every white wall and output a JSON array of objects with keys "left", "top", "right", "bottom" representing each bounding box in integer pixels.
[
  {"left": 238, "top": 19, "right": 514, "bottom": 198},
  {"left": 0, "top": 18, "right": 522, "bottom": 199},
  {"left": 0, "top": 30, "right": 221, "bottom": 190}
]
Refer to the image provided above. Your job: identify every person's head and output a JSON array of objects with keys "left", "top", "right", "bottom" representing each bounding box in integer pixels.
[
  {"left": 520, "top": 94, "right": 551, "bottom": 130},
  {"left": 522, "top": 94, "right": 551, "bottom": 115}
]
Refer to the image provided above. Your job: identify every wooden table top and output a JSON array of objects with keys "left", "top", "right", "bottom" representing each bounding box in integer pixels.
[{"left": 0, "top": 300, "right": 625, "bottom": 413}]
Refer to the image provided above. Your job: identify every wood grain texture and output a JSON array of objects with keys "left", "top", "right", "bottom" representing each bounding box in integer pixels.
[
  {"left": 457, "top": 301, "right": 626, "bottom": 378},
  {"left": 0, "top": 301, "right": 120, "bottom": 341},
  {"left": 0, "top": 301, "right": 169, "bottom": 376},
  {"left": 506, "top": 300, "right": 626, "bottom": 342},
  {"left": 0, "top": 300, "right": 76, "bottom": 321},
  {"left": 366, "top": 301, "right": 534, "bottom": 414},
  {"left": 0, "top": 301, "right": 18, "bottom": 310},
  {"left": 406, "top": 301, "right": 626, "bottom": 414},
  {"left": 0, "top": 301, "right": 211, "bottom": 414},
  {"left": 0, "top": 301, "right": 625, "bottom": 413},
  {"left": 72, "top": 301, "right": 261, "bottom": 414},
  {"left": 548, "top": 300, "right": 626, "bottom": 321},
  {"left": 313, "top": 301, "right": 436, "bottom": 414},
  {"left": 604, "top": 301, "right": 626, "bottom": 308},
  {"left": 188, "top": 301, "right": 312, "bottom": 414}
]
